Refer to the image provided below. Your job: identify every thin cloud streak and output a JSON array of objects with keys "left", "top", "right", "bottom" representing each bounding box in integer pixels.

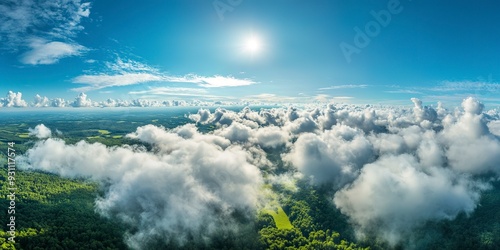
[
  {"left": 318, "top": 84, "right": 368, "bottom": 90},
  {"left": 71, "top": 58, "right": 257, "bottom": 91}
]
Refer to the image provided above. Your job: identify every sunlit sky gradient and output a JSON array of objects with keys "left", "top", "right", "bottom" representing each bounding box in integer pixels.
[{"left": 1, "top": 0, "right": 499, "bottom": 106}]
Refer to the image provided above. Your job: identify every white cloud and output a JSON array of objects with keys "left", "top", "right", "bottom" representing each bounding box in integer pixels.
[
  {"left": 489, "top": 120, "right": 500, "bottom": 136},
  {"left": 129, "top": 87, "right": 209, "bottom": 97},
  {"left": 190, "top": 75, "right": 256, "bottom": 88},
  {"left": 0, "top": 90, "right": 243, "bottom": 108},
  {"left": 0, "top": 0, "right": 91, "bottom": 64},
  {"left": 251, "top": 125, "right": 289, "bottom": 148},
  {"left": 51, "top": 98, "right": 68, "bottom": 107},
  {"left": 284, "top": 124, "right": 373, "bottom": 187},
  {"left": 105, "top": 57, "right": 159, "bottom": 73},
  {"left": 20, "top": 39, "right": 86, "bottom": 65},
  {"left": 241, "top": 93, "right": 302, "bottom": 104},
  {"left": 440, "top": 97, "right": 500, "bottom": 175},
  {"left": 32, "top": 94, "right": 70, "bottom": 108},
  {"left": 0, "top": 0, "right": 91, "bottom": 44},
  {"left": 318, "top": 84, "right": 368, "bottom": 90},
  {"left": 28, "top": 124, "right": 52, "bottom": 138},
  {"left": 19, "top": 124, "right": 263, "bottom": 248},
  {"left": 186, "top": 98, "right": 500, "bottom": 245},
  {"left": 72, "top": 73, "right": 165, "bottom": 92},
  {"left": 72, "top": 57, "right": 256, "bottom": 91},
  {"left": 71, "top": 92, "right": 94, "bottom": 107},
  {"left": 333, "top": 154, "right": 487, "bottom": 246},
  {"left": 385, "top": 89, "right": 423, "bottom": 94},
  {"left": 0, "top": 91, "right": 28, "bottom": 107},
  {"left": 32, "top": 94, "right": 50, "bottom": 107},
  {"left": 431, "top": 80, "right": 500, "bottom": 93}
]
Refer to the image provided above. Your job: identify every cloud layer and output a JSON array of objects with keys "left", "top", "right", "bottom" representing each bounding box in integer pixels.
[
  {"left": 0, "top": 91, "right": 244, "bottom": 108},
  {"left": 188, "top": 97, "right": 500, "bottom": 244},
  {"left": 17, "top": 97, "right": 500, "bottom": 248}
]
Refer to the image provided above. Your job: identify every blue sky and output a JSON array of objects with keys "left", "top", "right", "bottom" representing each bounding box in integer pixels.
[{"left": 1, "top": 0, "right": 499, "bottom": 106}]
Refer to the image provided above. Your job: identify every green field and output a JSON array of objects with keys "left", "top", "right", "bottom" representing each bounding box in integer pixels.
[
  {"left": 17, "top": 133, "right": 29, "bottom": 138},
  {"left": 264, "top": 206, "right": 294, "bottom": 230},
  {"left": 97, "top": 129, "right": 111, "bottom": 135}
]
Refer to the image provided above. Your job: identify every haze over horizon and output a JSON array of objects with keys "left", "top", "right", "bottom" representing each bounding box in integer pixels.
[{"left": 1, "top": 0, "right": 500, "bottom": 107}]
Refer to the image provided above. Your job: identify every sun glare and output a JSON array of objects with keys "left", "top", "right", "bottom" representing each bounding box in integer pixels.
[{"left": 243, "top": 34, "right": 263, "bottom": 55}]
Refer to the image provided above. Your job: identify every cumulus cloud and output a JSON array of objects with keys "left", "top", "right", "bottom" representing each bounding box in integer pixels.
[
  {"left": 28, "top": 124, "right": 52, "bottom": 138},
  {"left": 191, "top": 97, "right": 500, "bottom": 245},
  {"left": 281, "top": 97, "right": 500, "bottom": 244},
  {"left": 333, "top": 154, "right": 488, "bottom": 246},
  {"left": 71, "top": 92, "right": 94, "bottom": 107},
  {"left": 489, "top": 120, "right": 500, "bottom": 136},
  {"left": 0, "top": 91, "right": 28, "bottom": 107},
  {"left": 0, "top": 90, "right": 239, "bottom": 108},
  {"left": 0, "top": 91, "right": 82, "bottom": 108},
  {"left": 411, "top": 98, "right": 437, "bottom": 126},
  {"left": 250, "top": 125, "right": 289, "bottom": 148},
  {"left": 19, "top": 124, "right": 263, "bottom": 249},
  {"left": 441, "top": 97, "right": 500, "bottom": 175},
  {"left": 283, "top": 124, "right": 373, "bottom": 187},
  {"left": 32, "top": 94, "right": 51, "bottom": 107},
  {"left": 51, "top": 98, "right": 68, "bottom": 107}
]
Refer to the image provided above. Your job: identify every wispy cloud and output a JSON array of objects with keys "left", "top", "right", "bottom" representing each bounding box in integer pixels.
[
  {"left": 242, "top": 93, "right": 298, "bottom": 103},
  {"left": 385, "top": 81, "right": 500, "bottom": 98},
  {"left": 157, "top": 74, "right": 257, "bottom": 88},
  {"left": 318, "top": 84, "right": 368, "bottom": 90},
  {"left": 72, "top": 58, "right": 168, "bottom": 91},
  {"left": 315, "top": 94, "right": 354, "bottom": 102},
  {"left": 105, "top": 58, "right": 159, "bottom": 73},
  {"left": 242, "top": 93, "right": 308, "bottom": 103},
  {"left": 20, "top": 38, "right": 87, "bottom": 65},
  {"left": 72, "top": 58, "right": 257, "bottom": 91},
  {"left": 385, "top": 89, "right": 423, "bottom": 94},
  {"left": 429, "top": 80, "right": 500, "bottom": 92},
  {"left": 129, "top": 87, "right": 209, "bottom": 97},
  {"left": 0, "top": 0, "right": 91, "bottom": 64},
  {"left": 128, "top": 87, "right": 230, "bottom": 101},
  {"left": 72, "top": 73, "right": 165, "bottom": 92},
  {"left": 185, "top": 75, "right": 256, "bottom": 88}
]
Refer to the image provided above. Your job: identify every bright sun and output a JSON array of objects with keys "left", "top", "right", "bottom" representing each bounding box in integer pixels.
[{"left": 243, "top": 34, "right": 263, "bottom": 55}]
